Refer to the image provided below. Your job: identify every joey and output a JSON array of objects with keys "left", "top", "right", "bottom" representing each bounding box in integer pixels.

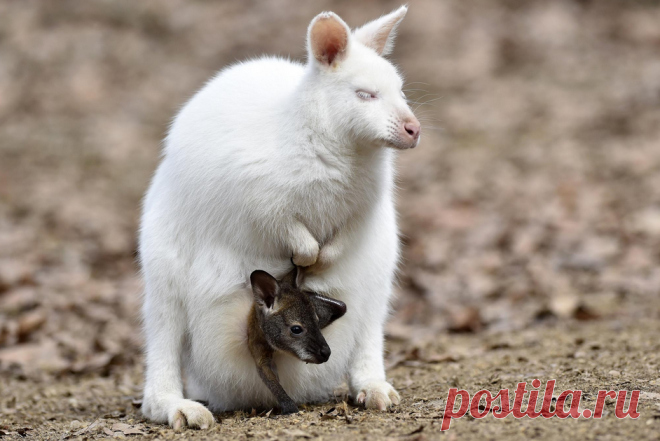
[{"left": 248, "top": 266, "right": 346, "bottom": 414}]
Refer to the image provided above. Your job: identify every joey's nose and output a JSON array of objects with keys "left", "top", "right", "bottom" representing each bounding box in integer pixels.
[
  {"left": 404, "top": 120, "right": 420, "bottom": 140},
  {"left": 319, "top": 345, "right": 331, "bottom": 362}
]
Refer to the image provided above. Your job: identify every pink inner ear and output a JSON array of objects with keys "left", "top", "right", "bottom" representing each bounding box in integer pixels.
[
  {"left": 311, "top": 18, "right": 348, "bottom": 65},
  {"left": 371, "top": 23, "right": 397, "bottom": 54}
]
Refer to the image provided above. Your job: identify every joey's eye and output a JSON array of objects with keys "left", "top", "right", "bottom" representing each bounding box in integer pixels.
[
  {"left": 356, "top": 90, "right": 377, "bottom": 101},
  {"left": 290, "top": 325, "right": 304, "bottom": 335}
]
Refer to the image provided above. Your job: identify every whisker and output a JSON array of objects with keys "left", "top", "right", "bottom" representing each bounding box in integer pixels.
[
  {"left": 404, "top": 81, "right": 431, "bottom": 87},
  {"left": 412, "top": 97, "right": 444, "bottom": 107},
  {"left": 409, "top": 93, "right": 441, "bottom": 102}
]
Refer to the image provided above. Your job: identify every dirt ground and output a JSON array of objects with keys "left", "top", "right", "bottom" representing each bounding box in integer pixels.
[{"left": 1, "top": 0, "right": 660, "bottom": 439}]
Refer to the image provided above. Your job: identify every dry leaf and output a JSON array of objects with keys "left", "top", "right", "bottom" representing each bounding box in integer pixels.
[
  {"left": 283, "top": 429, "right": 311, "bottom": 438},
  {"left": 0, "top": 288, "right": 39, "bottom": 315},
  {"left": 425, "top": 353, "right": 459, "bottom": 363},
  {"left": 550, "top": 294, "right": 580, "bottom": 319},
  {"left": 406, "top": 425, "right": 425, "bottom": 436},
  {"left": 17, "top": 310, "right": 46, "bottom": 341},
  {"left": 111, "top": 423, "right": 145, "bottom": 436},
  {"left": 573, "top": 305, "right": 599, "bottom": 321},
  {"left": 123, "top": 428, "right": 145, "bottom": 435},
  {"left": 0, "top": 339, "right": 69, "bottom": 373},
  {"left": 70, "top": 352, "right": 119, "bottom": 374},
  {"left": 111, "top": 423, "right": 131, "bottom": 432},
  {"left": 447, "top": 307, "right": 483, "bottom": 333}
]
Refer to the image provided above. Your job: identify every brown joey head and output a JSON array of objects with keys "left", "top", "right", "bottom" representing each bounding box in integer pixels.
[{"left": 249, "top": 266, "right": 346, "bottom": 364}]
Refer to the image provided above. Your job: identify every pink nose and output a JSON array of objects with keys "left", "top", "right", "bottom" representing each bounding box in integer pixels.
[{"left": 404, "top": 121, "right": 420, "bottom": 140}]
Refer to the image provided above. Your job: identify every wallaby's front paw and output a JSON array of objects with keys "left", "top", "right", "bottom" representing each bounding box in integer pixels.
[
  {"left": 307, "top": 241, "right": 341, "bottom": 273},
  {"left": 292, "top": 238, "right": 319, "bottom": 267},
  {"left": 279, "top": 401, "right": 299, "bottom": 415},
  {"left": 355, "top": 381, "right": 400, "bottom": 411},
  {"left": 169, "top": 400, "right": 215, "bottom": 431}
]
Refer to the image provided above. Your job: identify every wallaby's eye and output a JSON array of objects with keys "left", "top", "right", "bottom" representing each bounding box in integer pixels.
[
  {"left": 290, "top": 325, "right": 304, "bottom": 335},
  {"left": 356, "top": 90, "right": 377, "bottom": 101}
]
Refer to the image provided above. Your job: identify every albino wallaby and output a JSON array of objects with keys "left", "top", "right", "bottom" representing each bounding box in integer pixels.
[
  {"left": 140, "top": 5, "right": 419, "bottom": 430},
  {"left": 248, "top": 266, "right": 347, "bottom": 415}
]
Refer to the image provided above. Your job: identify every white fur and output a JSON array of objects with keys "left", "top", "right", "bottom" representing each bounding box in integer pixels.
[{"left": 139, "top": 6, "right": 418, "bottom": 428}]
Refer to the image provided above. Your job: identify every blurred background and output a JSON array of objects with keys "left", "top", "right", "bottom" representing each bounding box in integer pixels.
[{"left": 1, "top": 0, "right": 659, "bottom": 379}]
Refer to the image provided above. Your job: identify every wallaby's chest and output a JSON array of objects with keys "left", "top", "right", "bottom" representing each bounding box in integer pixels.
[{"left": 292, "top": 163, "right": 382, "bottom": 241}]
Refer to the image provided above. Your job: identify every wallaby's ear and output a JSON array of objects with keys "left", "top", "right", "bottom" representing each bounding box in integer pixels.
[
  {"left": 250, "top": 270, "right": 279, "bottom": 309},
  {"left": 307, "top": 293, "right": 347, "bottom": 329},
  {"left": 307, "top": 11, "right": 351, "bottom": 67},
  {"left": 353, "top": 5, "right": 408, "bottom": 56}
]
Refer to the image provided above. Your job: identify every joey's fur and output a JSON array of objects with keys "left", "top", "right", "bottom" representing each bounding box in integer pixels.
[
  {"left": 140, "top": 6, "right": 418, "bottom": 429},
  {"left": 247, "top": 266, "right": 347, "bottom": 414}
]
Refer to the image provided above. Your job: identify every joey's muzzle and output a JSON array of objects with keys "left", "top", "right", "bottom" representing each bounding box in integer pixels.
[
  {"left": 304, "top": 339, "right": 332, "bottom": 364},
  {"left": 317, "top": 344, "right": 331, "bottom": 363}
]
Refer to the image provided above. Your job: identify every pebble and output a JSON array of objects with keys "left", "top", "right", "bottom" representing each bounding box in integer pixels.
[{"left": 608, "top": 370, "right": 621, "bottom": 377}]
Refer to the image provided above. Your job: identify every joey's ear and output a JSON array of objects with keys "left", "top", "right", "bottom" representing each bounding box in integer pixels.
[
  {"left": 307, "top": 11, "right": 351, "bottom": 67},
  {"left": 280, "top": 265, "right": 304, "bottom": 288},
  {"left": 250, "top": 270, "right": 279, "bottom": 309},
  {"left": 295, "top": 266, "right": 304, "bottom": 288},
  {"left": 353, "top": 5, "right": 408, "bottom": 56},
  {"left": 307, "top": 293, "right": 347, "bottom": 329}
]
